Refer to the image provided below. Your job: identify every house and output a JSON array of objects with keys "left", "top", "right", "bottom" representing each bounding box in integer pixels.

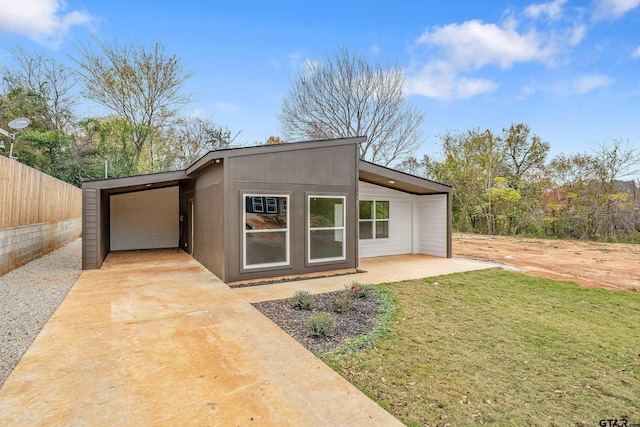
[{"left": 82, "top": 137, "right": 452, "bottom": 282}]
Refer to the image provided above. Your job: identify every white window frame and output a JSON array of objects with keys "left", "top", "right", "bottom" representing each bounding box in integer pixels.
[
  {"left": 359, "top": 200, "right": 390, "bottom": 240},
  {"left": 265, "top": 197, "right": 278, "bottom": 213},
  {"left": 251, "top": 196, "right": 264, "bottom": 213},
  {"left": 308, "top": 195, "right": 346, "bottom": 263},
  {"left": 243, "top": 194, "right": 289, "bottom": 270}
]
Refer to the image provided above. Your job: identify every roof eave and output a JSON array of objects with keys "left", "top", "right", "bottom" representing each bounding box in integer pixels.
[{"left": 358, "top": 160, "right": 451, "bottom": 195}]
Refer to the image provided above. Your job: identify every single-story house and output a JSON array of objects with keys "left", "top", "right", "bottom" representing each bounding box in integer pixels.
[{"left": 82, "top": 137, "right": 452, "bottom": 282}]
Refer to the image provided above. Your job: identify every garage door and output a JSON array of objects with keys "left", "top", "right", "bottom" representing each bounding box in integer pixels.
[{"left": 110, "top": 187, "right": 179, "bottom": 251}]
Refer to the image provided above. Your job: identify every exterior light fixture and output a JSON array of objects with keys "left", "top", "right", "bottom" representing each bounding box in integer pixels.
[
  {"left": 388, "top": 180, "right": 396, "bottom": 184},
  {"left": 0, "top": 117, "right": 31, "bottom": 159}
]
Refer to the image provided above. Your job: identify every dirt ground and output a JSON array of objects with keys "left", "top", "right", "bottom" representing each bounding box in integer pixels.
[{"left": 453, "top": 233, "right": 640, "bottom": 292}]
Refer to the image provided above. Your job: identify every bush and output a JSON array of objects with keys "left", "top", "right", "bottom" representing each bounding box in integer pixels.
[
  {"left": 307, "top": 313, "right": 335, "bottom": 337},
  {"left": 293, "top": 290, "right": 314, "bottom": 310},
  {"left": 345, "top": 281, "right": 371, "bottom": 299},
  {"left": 331, "top": 291, "right": 355, "bottom": 312}
]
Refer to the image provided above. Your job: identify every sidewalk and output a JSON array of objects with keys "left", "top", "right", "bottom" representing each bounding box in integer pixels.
[{"left": 235, "top": 254, "right": 496, "bottom": 303}]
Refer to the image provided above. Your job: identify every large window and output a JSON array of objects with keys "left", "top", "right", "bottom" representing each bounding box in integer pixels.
[
  {"left": 308, "top": 196, "right": 346, "bottom": 263},
  {"left": 244, "top": 195, "right": 289, "bottom": 269},
  {"left": 359, "top": 200, "right": 389, "bottom": 240}
]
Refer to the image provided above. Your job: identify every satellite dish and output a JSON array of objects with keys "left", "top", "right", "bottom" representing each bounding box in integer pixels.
[{"left": 8, "top": 117, "right": 30, "bottom": 130}]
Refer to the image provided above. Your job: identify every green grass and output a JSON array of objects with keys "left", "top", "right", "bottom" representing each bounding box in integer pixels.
[{"left": 323, "top": 269, "right": 640, "bottom": 426}]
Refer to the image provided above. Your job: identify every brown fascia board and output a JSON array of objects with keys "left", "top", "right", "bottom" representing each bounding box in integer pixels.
[
  {"left": 185, "top": 136, "right": 367, "bottom": 177},
  {"left": 358, "top": 160, "right": 452, "bottom": 195},
  {"left": 81, "top": 170, "right": 188, "bottom": 194}
]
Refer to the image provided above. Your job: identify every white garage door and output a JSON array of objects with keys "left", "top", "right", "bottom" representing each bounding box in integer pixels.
[{"left": 110, "top": 186, "right": 179, "bottom": 251}]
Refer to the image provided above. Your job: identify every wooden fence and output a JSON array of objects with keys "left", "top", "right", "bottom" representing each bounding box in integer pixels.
[{"left": 0, "top": 156, "right": 81, "bottom": 229}]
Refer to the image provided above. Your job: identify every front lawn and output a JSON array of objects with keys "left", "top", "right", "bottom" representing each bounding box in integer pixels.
[{"left": 323, "top": 269, "right": 640, "bottom": 426}]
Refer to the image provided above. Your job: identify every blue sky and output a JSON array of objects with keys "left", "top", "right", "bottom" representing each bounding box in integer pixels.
[{"left": 1, "top": 0, "right": 639, "bottom": 163}]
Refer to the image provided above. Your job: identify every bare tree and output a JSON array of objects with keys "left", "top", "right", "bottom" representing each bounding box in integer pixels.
[
  {"left": 164, "top": 115, "right": 239, "bottom": 169},
  {"left": 73, "top": 38, "right": 193, "bottom": 172},
  {"left": 590, "top": 139, "right": 640, "bottom": 240},
  {"left": 0, "top": 45, "right": 77, "bottom": 131},
  {"left": 278, "top": 47, "right": 424, "bottom": 166}
]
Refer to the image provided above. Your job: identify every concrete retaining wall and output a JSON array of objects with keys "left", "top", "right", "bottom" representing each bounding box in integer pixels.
[{"left": 0, "top": 218, "right": 81, "bottom": 276}]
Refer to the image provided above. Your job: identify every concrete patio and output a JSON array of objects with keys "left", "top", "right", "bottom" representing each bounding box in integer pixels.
[{"left": 235, "top": 254, "right": 496, "bottom": 303}]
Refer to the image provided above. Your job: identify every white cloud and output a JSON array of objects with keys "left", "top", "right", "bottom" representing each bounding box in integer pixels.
[
  {"left": 405, "top": 0, "right": 610, "bottom": 102},
  {"left": 370, "top": 44, "right": 381, "bottom": 55},
  {"left": 405, "top": 61, "right": 500, "bottom": 100},
  {"left": 455, "top": 77, "right": 501, "bottom": 99},
  {"left": 632, "top": 46, "right": 640, "bottom": 58},
  {"left": 416, "top": 20, "right": 554, "bottom": 71},
  {"left": 591, "top": 0, "right": 640, "bottom": 21},
  {"left": 406, "top": 19, "right": 552, "bottom": 100},
  {"left": 567, "top": 74, "right": 614, "bottom": 94},
  {"left": 525, "top": 0, "right": 567, "bottom": 20},
  {"left": 568, "top": 24, "right": 587, "bottom": 46},
  {"left": 0, "top": 0, "right": 93, "bottom": 45}
]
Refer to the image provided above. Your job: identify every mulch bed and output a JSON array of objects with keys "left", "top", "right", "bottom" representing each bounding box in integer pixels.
[{"left": 253, "top": 291, "right": 379, "bottom": 355}]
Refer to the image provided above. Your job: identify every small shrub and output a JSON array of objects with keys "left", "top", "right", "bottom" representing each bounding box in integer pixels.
[
  {"left": 345, "top": 281, "right": 371, "bottom": 299},
  {"left": 293, "top": 290, "right": 314, "bottom": 310},
  {"left": 331, "top": 291, "right": 355, "bottom": 312},
  {"left": 307, "top": 313, "right": 335, "bottom": 337}
]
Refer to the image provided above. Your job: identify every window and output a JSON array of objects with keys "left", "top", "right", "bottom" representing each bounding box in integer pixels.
[
  {"left": 359, "top": 200, "right": 389, "bottom": 240},
  {"left": 308, "top": 196, "right": 346, "bottom": 262},
  {"left": 244, "top": 195, "right": 289, "bottom": 269},
  {"left": 265, "top": 197, "right": 278, "bottom": 213},
  {"left": 251, "top": 197, "right": 263, "bottom": 213}
]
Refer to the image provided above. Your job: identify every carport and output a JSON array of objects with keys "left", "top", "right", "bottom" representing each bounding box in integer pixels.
[
  {"left": 82, "top": 170, "right": 192, "bottom": 270},
  {"left": 358, "top": 160, "right": 453, "bottom": 258}
]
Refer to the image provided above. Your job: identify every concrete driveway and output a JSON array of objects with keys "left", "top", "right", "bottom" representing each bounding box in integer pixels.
[{"left": 0, "top": 250, "right": 401, "bottom": 426}]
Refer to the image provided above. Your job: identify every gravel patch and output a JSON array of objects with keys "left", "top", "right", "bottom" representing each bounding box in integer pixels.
[
  {"left": 0, "top": 239, "right": 82, "bottom": 387},
  {"left": 254, "top": 290, "right": 379, "bottom": 355}
]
